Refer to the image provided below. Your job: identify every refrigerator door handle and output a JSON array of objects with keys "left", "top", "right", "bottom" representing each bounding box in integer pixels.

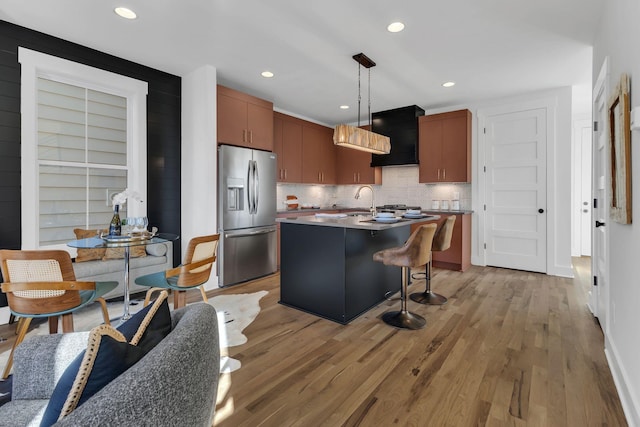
[
  {"left": 247, "top": 159, "right": 254, "bottom": 214},
  {"left": 253, "top": 160, "right": 259, "bottom": 213}
]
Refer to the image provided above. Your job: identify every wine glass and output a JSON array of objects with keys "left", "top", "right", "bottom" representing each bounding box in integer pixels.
[
  {"left": 134, "top": 216, "right": 148, "bottom": 232},
  {"left": 125, "top": 217, "right": 136, "bottom": 235}
]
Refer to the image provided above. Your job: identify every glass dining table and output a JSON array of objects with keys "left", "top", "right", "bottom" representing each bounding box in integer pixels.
[{"left": 67, "top": 233, "right": 179, "bottom": 323}]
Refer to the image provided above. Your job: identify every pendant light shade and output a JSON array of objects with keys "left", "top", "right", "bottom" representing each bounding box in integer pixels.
[
  {"left": 333, "top": 53, "right": 391, "bottom": 155},
  {"left": 333, "top": 124, "right": 390, "bottom": 154}
]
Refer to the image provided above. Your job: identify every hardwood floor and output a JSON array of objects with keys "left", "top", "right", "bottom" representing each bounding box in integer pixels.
[
  {"left": 0, "top": 258, "right": 627, "bottom": 426},
  {"left": 211, "top": 257, "right": 627, "bottom": 426}
]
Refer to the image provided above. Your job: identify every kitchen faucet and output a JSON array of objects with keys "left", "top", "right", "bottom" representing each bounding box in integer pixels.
[{"left": 355, "top": 185, "right": 376, "bottom": 216}]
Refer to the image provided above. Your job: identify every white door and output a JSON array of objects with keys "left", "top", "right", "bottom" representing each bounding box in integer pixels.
[
  {"left": 590, "top": 58, "right": 610, "bottom": 327},
  {"left": 484, "top": 108, "right": 547, "bottom": 273},
  {"left": 580, "top": 123, "right": 593, "bottom": 256}
]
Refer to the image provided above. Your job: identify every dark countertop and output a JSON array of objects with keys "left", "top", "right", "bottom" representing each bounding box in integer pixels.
[
  {"left": 278, "top": 207, "right": 473, "bottom": 215},
  {"left": 277, "top": 213, "right": 440, "bottom": 230}
]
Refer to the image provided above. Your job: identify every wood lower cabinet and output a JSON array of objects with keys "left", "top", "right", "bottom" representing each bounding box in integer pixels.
[
  {"left": 410, "top": 212, "right": 471, "bottom": 271},
  {"left": 302, "top": 123, "right": 336, "bottom": 184},
  {"left": 274, "top": 113, "right": 302, "bottom": 182},
  {"left": 419, "top": 109, "right": 471, "bottom": 183},
  {"left": 217, "top": 85, "right": 273, "bottom": 151}
]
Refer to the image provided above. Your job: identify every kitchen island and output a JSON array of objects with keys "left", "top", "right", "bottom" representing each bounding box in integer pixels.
[{"left": 278, "top": 213, "right": 438, "bottom": 324}]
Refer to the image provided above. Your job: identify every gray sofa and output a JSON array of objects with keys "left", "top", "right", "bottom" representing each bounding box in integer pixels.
[
  {"left": 72, "top": 241, "right": 174, "bottom": 300},
  {"left": 0, "top": 303, "right": 219, "bottom": 426}
]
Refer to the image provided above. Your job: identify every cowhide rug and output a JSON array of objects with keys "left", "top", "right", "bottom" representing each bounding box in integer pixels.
[{"left": 209, "top": 290, "right": 268, "bottom": 373}]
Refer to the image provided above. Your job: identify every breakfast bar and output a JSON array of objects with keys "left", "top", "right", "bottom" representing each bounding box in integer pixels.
[{"left": 278, "top": 213, "right": 438, "bottom": 324}]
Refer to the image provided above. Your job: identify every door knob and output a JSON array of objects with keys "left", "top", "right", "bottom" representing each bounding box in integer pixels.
[
  {"left": 583, "top": 209, "right": 589, "bottom": 213},
  {"left": 595, "top": 220, "right": 606, "bottom": 228},
  {"left": 538, "top": 208, "right": 544, "bottom": 213}
]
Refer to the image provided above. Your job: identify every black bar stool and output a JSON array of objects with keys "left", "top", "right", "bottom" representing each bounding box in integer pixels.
[
  {"left": 410, "top": 215, "right": 456, "bottom": 305},
  {"left": 373, "top": 223, "right": 437, "bottom": 330}
]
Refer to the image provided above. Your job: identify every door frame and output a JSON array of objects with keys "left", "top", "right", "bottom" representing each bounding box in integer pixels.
[
  {"left": 572, "top": 117, "right": 593, "bottom": 256},
  {"left": 589, "top": 57, "right": 610, "bottom": 322},
  {"left": 477, "top": 95, "right": 572, "bottom": 276}
]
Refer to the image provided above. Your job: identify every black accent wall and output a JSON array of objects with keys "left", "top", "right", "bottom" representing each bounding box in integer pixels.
[{"left": 0, "top": 20, "right": 182, "bottom": 306}]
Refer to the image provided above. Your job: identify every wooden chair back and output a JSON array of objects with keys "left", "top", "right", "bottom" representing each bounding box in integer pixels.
[
  {"left": 167, "top": 234, "right": 219, "bottom": 288},
  {"left": 0, "top": 250, "right": 82, "bottom": 315}
]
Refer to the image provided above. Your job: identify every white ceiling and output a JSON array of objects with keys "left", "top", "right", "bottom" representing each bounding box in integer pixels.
[{"left": 1, "top": 0, "right": 603, "bottom": 125}]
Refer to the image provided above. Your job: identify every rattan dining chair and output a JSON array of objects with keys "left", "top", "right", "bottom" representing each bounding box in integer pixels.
[
  {"left": 135, "top": 234, "right": 219, "bottom": 310},
  {"left": 0, "top": 249, "right": 117, "bottom": 379}
]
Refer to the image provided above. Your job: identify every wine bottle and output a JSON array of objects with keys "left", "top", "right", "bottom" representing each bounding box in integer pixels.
[{"left": 109, "top": 205, "right": 122, "bottom": 236}]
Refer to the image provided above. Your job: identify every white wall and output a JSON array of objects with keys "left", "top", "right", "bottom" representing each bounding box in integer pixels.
[
  {"left": 593, "top": 0, "right": 640, "bottom": 424},
  {"left": 181, "top": 65, "right": 219, "bottom": 290}
]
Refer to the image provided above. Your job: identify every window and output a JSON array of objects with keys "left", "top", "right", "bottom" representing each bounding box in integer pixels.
[{"left": 19, "top": 48, "right": 148, "bottom": 250}]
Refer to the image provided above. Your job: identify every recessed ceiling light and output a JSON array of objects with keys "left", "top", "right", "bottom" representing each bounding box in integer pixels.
[
  {"left": 261, "top": 71, "right": 274, "bottom": 78},
  {"left": 387, "top": 22, "right": 405, "bottom": 33},
  {"left": 114, "top": 7, "right": 137, "bottom": 19},
  {"left": 442, "top": 81, "right": 456, "bottom": 88},
  {"left": 340, "top": 105, "right": 350, "bottom": 110}
]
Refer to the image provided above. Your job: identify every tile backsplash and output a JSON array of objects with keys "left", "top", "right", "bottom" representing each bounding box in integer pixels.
[{"left": 277, "top": 165, "right": 471, "bottom": 211}]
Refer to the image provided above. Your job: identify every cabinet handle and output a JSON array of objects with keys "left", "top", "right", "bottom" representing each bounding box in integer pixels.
[
  {"left": 437, "top": 169, "right": 441, "bottom": 180},
  {"left": 357, "top": 172, "right": 360, "bottom": 182},
  {"left": 284, "top": 169, "right": 287, "bottom": 180},
  {"left": 249, "top": 130, "right": 253, "bottom": 144},
  {"left": 243, "top": 129, "right": 247, "bottom": 143},
  {"left": 443, "top": 169, "right": 446, "bottom": 180},
  {"left": 353, "top": 173, "right": 357, "bottom": 183}
]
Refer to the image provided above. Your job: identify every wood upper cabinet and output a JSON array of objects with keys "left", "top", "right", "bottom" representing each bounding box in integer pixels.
[
  {"left": 336, "top": 146, "right": 381, "bottom": 185},
  {"left": 419, "top": 109, "right": 471, "bottom": 183},
  {"left": 273, "top": 112, "right": 302, "bottom": 182},
  {"left": 217, "top": 85, "right": 274, "bottom": 151},
  {"left": 302, "top": 123, "right": 336, "bottom": 184}
]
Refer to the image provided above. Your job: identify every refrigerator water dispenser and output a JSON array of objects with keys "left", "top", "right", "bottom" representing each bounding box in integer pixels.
[{"left": 226, "top": 178, "right": 244, "bottom": 211}]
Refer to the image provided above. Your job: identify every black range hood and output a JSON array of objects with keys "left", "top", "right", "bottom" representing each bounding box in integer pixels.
[{"left": 370, "top": 105, "right": 425, "bottom": 167}]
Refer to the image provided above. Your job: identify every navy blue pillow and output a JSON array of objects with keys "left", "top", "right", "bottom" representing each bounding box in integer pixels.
[
  {"left": 40, "top": 326, "right": 146, "bottom": 427},
  {"left": 117, "top": 291, "right": 171, "bottom": 353}
]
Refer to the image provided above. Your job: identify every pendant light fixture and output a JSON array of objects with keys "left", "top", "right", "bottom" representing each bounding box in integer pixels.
[{"left": 333, "top": 53, "right": 391, "bottom": 155}]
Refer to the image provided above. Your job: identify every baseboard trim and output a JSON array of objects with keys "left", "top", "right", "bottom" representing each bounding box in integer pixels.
[{"left": 605, "top": 334, "right": 639, "bottom": 427}]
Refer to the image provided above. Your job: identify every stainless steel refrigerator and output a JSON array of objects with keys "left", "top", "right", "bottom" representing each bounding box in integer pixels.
[{"left": 217, "top": 144, "right": 277, "bottom": 287}]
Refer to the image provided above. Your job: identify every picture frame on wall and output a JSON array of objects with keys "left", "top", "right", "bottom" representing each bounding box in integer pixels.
[{"left": 609, "top": 73, "right": 632, "bottom": 224}]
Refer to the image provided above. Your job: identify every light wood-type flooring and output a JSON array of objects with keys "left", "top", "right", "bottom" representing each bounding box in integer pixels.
[
  {"left": 0, "top": 257, "right": 627, "bottom": 426},
  {"left": 211, "top": 257, "right": 626, "bottom": 426}
]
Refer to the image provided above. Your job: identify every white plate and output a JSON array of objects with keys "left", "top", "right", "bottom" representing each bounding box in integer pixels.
[{"left": 373, "top": 217, "right": 399, "bottom": 223}]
